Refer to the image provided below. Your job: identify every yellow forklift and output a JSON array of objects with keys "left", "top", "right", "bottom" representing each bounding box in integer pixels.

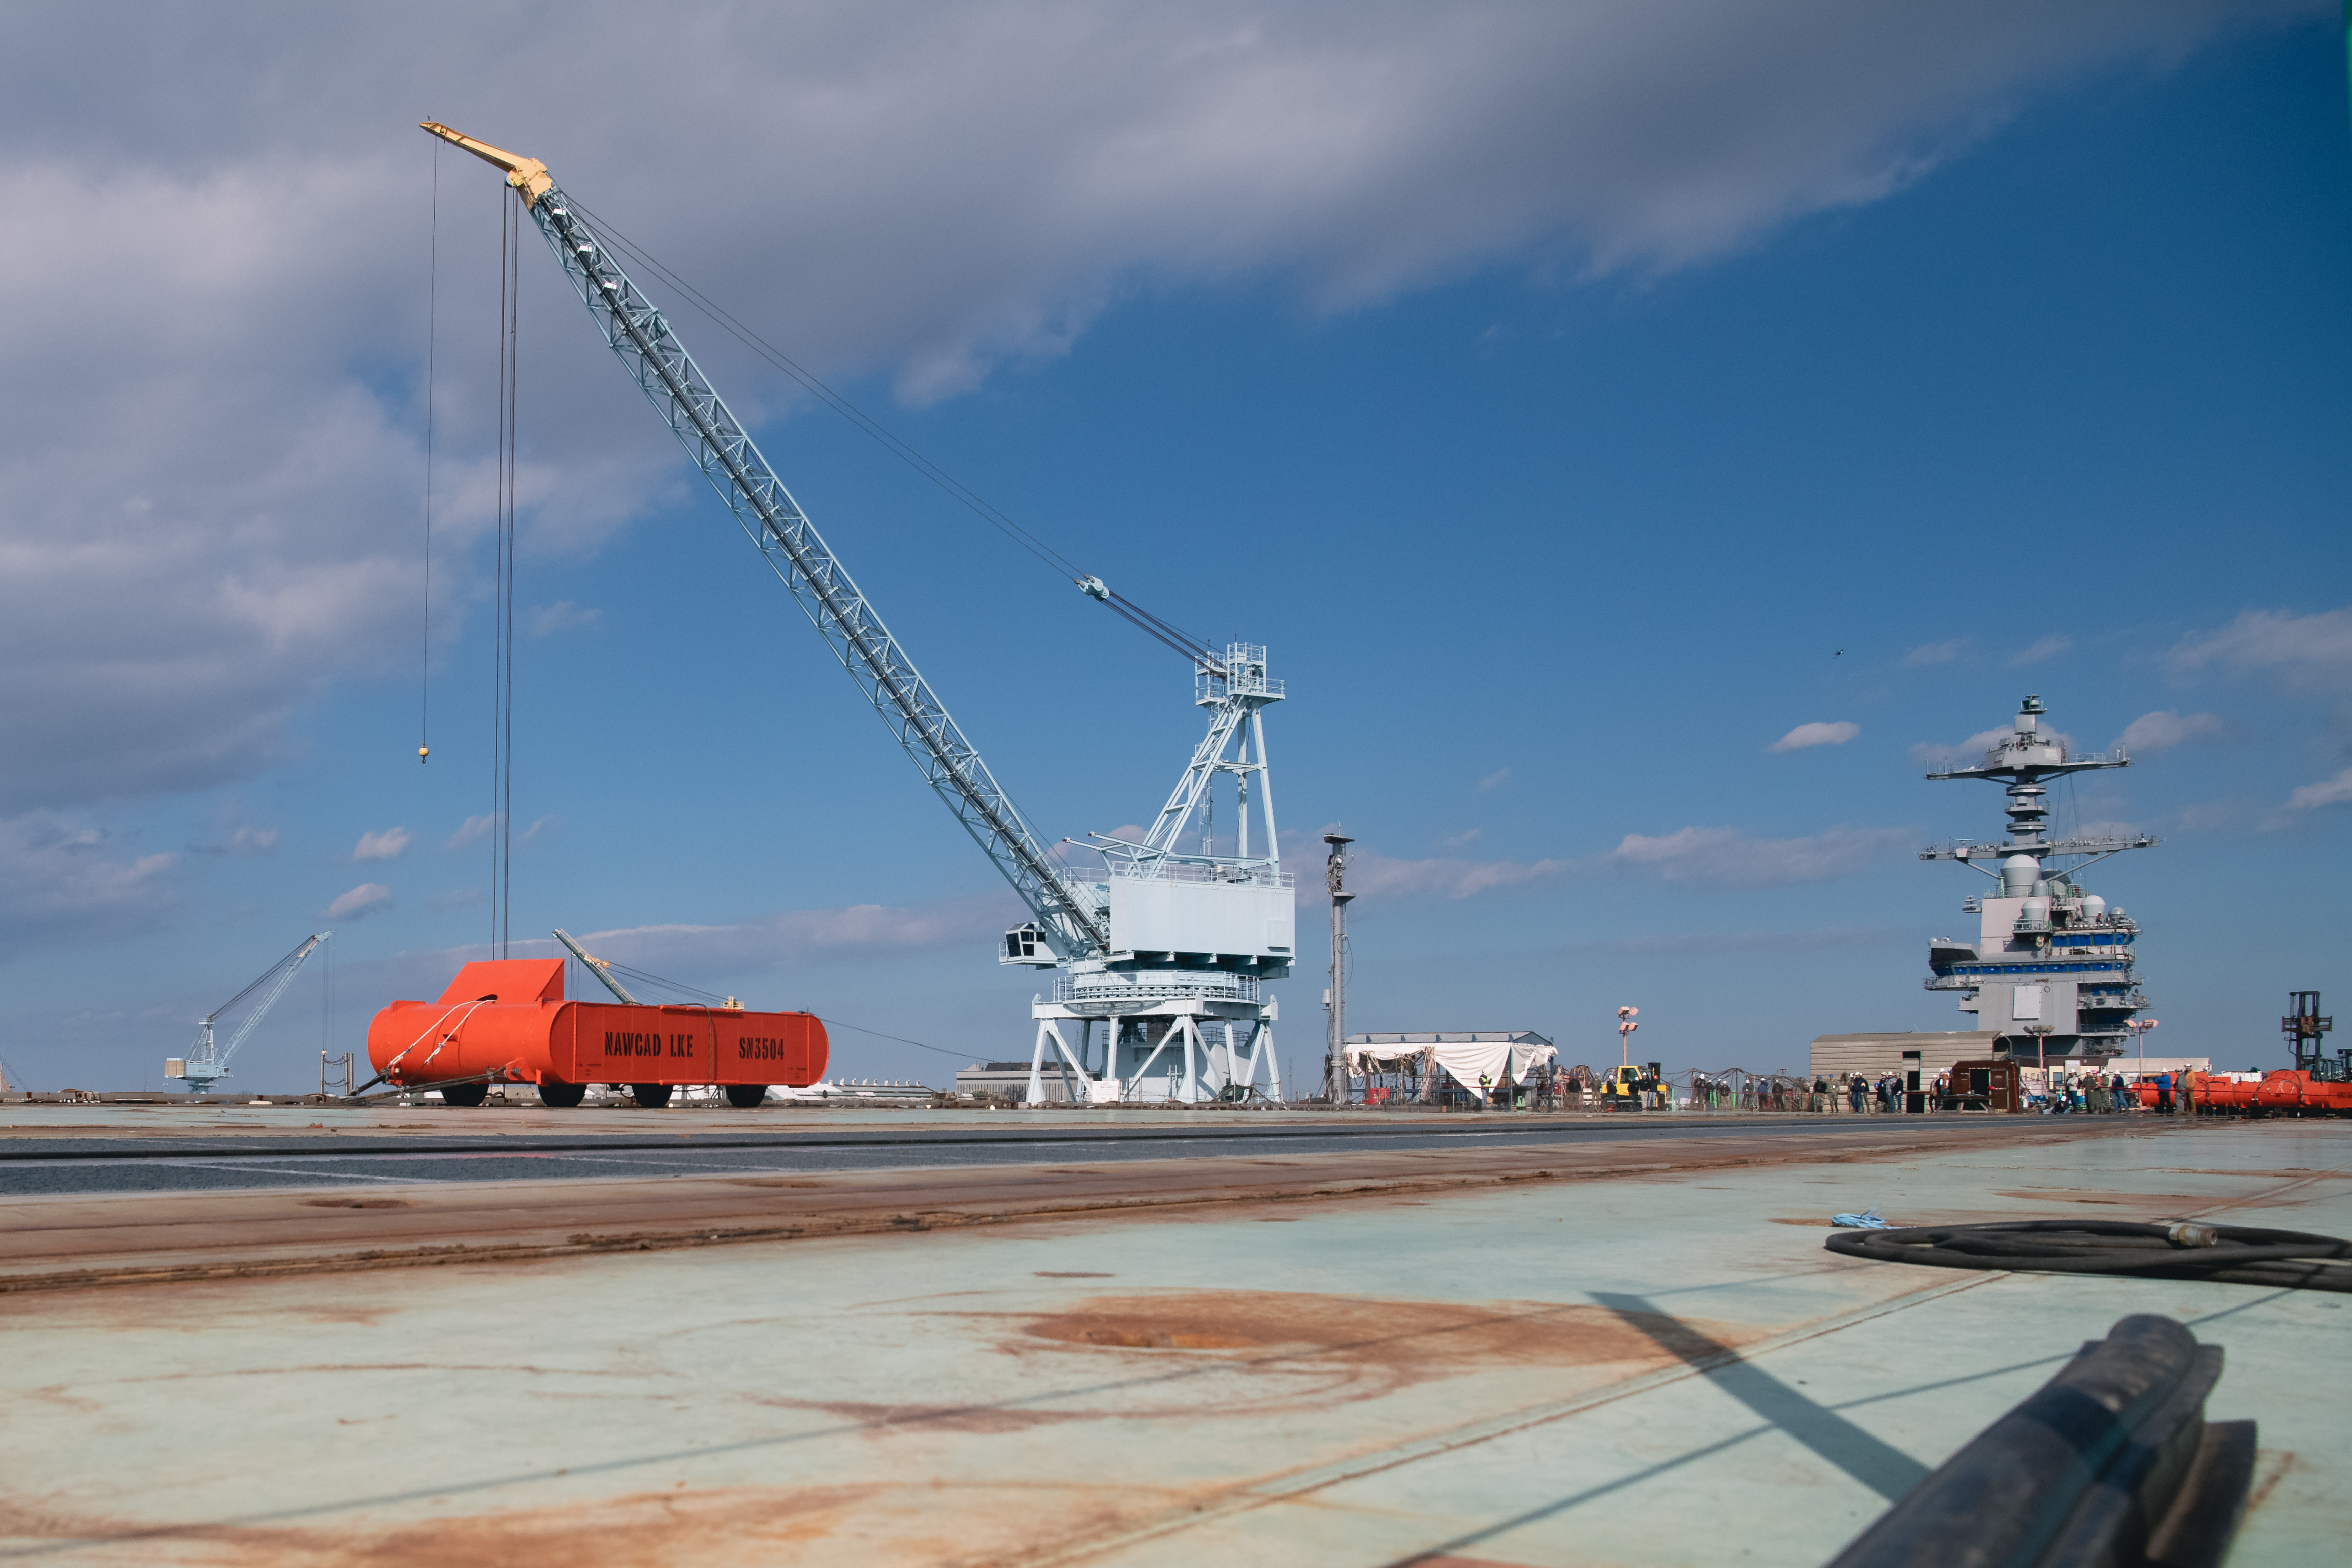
[{"left": 1603, "top": 1061, "right": 1663, "bottom": 1110}]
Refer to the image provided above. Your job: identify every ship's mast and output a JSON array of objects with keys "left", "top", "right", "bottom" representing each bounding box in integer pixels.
[
  {"left": 1920, "top": 695, "right": 2155, "bottom": 876},
  {"left": 1920, "top": 696, "right": 2157, "bottom": 1063}
]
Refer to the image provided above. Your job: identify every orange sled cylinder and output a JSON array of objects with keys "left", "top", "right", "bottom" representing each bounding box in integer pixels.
[{"left": 366, "top": 960, "right": 827, "bottom": 1094}]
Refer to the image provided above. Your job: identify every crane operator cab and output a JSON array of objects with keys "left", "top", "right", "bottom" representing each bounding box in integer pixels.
[{"left": 1002, "top": 924, "right": 1053, "bottom": 966}]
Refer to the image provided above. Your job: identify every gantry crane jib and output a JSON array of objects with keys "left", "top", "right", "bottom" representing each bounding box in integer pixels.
[
  {"left": 170, "top": 933, "right": 331, "bottom": 1093},
  {"left": 420, "top": 122, "right": 1108, "bottom": 962}
]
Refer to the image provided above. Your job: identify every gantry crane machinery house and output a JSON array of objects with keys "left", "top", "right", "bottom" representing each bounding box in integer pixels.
[{"left": 423, "top": 123, "right": 1294, "bottom": 1105}]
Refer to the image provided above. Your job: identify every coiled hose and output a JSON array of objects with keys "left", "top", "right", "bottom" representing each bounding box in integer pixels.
[{"left": 1825, "top": 1218, "right": 2352, "bottom": 1292}]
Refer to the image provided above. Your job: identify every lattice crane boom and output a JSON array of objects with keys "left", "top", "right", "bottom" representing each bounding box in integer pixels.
[
  {"left": 172, "top": 932, "right": 330, "bottom": 1093},
  {"left": 421, "top": 123, "right": 1107, "bottom": 961}
]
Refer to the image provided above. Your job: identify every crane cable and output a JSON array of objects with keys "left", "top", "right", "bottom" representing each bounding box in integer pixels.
[
  {"left": 490, "top": 185, "right": 522, "bottom": 959},
  {"left": 556, "top": 197, "right": 1223, "bottom": 668},
  {"left": 575, "top": 955, "right": 973, "bottom": 1062},
  {"left": 419, "top": 136, "right": 439, "bottom": 765},
  {"left": 1826, "top": 1219, "right": 2352, "bottom": 1293},
  {"left": 204, "top": 935, "right": 328, "bottom": 1027}
]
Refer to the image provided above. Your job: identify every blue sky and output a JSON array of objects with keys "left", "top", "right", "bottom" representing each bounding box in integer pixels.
[{"left": 1, "top": 4, "right": 2345, "bottom": 1092}]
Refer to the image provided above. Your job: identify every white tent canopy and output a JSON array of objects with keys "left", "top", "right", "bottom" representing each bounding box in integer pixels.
[{"left": 1345, "top": 1032, "right": 1556, "bottom": 1093}]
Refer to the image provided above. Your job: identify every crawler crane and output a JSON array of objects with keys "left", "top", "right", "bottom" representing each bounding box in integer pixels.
[{"left": 421, "top": 124, "right": 1293, "bottom": 1104}]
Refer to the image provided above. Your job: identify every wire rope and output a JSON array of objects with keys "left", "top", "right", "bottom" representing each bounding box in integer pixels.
[
  {"left": 558, "top": 197, "right": 1219, "bottom": 661},
  {"left": 490, "top": 185, "right": 522, "bottom": 958},
  {"left": 502, "top": 188, "right": 519, "bottom": 961},
  {"left": 420, "top": 137, "right": 439, "bottom": 765},
  {"left": 205, "top": 936, "right": 322, "bottom": 1022},
  {"left": 320, "top": 934, "right": 333, "bottom": 1064},
  {"left": 379, "top": 997, "right": 495, "bottom": 1079},
  {"left": 490, "top": 184, "right": 508, "bottom": 954},
  {"left": 1825, "top": 1218, "right": 2352, "bottom": 1293},
  {"left": 589, "top": 957, "right": 970, "bottom": 1062},
  {"left": 563, "top": 199, "right": 1081, "bottom": 580}
]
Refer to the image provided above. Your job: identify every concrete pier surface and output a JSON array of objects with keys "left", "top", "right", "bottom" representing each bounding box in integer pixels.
[{"left": 1, "top": 1112, "right": 2344, "bottom": 1565}]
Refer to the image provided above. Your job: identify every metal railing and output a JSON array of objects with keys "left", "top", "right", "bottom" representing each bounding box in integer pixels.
[
  {"left": 1103, "top": 860, "right": 1292, "bottom": 886},
  {"left": 1053, "top": 973, "right": 1261, "bottom": 1005}
]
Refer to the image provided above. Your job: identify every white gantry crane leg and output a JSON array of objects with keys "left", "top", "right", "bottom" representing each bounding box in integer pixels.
[{"left": 1025, "top": 1017, "right": 1089, "bottom": 1107}]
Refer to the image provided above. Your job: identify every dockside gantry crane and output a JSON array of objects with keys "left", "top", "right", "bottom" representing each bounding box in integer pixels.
[
  {"left": 167, "top": 933, "right": 331, "bottom": 1094},
  {"left": 423, "top": 124, "right": 1293, "bottom": 1104}
]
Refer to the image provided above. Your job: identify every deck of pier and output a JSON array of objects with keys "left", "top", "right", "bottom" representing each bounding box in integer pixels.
[{"left": 0, "top": 1104, "right": 2342, "bottom": 1565}]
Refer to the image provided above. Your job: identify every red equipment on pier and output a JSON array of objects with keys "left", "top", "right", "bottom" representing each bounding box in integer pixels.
[
  {"left": 366, "top": 960, "right": 826, "bottom": 1108},
  {"left": 2147, "top": 1070, "right": 2352, "bottom": 1117}
]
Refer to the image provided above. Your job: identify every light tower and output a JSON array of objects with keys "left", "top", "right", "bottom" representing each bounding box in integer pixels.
[
  {"left": 1617, "top": 1006, "right": 1639, "bottom": 1068},
  {"left": 2125, "top": 1016, "right": 2160, "bottom": 1088},
  {"left": 1324, "top": 832, "right": 1355, "bottom": 1105}
]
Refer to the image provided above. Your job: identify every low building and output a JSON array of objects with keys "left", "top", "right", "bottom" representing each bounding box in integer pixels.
[
  {"left": 956, "top": 1061, "right": 1076, "bottom": 1103},
  {"left": 1809, "top": 1031, "right": 2002, "bottom": 1084}
]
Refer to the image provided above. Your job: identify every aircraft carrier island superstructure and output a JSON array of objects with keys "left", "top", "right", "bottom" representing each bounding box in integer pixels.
[{"left": 1921, "top": 695, "right": 2155, "bottom": 1062}]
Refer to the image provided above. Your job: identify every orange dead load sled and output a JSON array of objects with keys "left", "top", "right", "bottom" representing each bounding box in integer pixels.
[
  {"left": 2153, "top": 1069, "right": 2352, "bottom": 1117},
  {"left": 366, "top": 959, "right": 827, "bottom": 1108}
]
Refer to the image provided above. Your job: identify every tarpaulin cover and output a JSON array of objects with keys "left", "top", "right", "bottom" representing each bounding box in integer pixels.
[{"left": 1346, "top": 1038, "right": 1556, "bottom": 1090}]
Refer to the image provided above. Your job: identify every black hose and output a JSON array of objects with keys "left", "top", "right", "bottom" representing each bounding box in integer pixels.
[{"left": 1826, "top": 1219, "right": 2352, "bottom": 1293}]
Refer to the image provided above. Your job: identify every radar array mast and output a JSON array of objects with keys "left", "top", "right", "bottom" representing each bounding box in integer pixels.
[{"left": 1920, "top": 696, "right": 2155, "bottom": 1062}]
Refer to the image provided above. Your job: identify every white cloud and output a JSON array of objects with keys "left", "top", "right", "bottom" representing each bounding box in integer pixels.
[
  {"left": 2169, "top": 606, "right": 2352, "bottom": 689},
  {"left": 1477, "top": 768, "right": 1513, "bottom": 794},
  {"left": 0, "top": 1, "right": 2308, "bottom": 817},
  {"left": 1348, "top": 850, "right": 1575, "bottom": 901},
  {"left": 2284, "top": 767, "right": 2352, "bottom": 812},
  {"left": 1909, "top": 727, "right": 2013, "bottom": 767},
  {"left": 1909, "top": 723, "right": 2077, "bottom": 768},
  {"left": 352, "top": 826, "right": 412, "bottom": 862},
  {"left": 1610, "top": 824, "right": 1912, "bottom": 889},
  {"left": 528, "top": 600, "right": 603, "bottom": 637},
  {"left": 1770, "top": 720, "right": 1859, "bottom": 753},
  {"left": 1564, "top": 925, "right": 1900, "bottom": 957},
  {"left": 1437, "top": 827, "right": 1484, "bottom": 849},
  {"left": 2170, "top": 798, "right": 2242, "bottom": 835},
  {"left": 323, "top": 883, "right": 394, "bottom": 921},
  {"left": 0, "top": 813, "right": 178, "bottom": 961},
  {"left": 2008, "top": 634, "right": 2073, "bottom": 666},
  {"left": 2116, "top": 710, "right": 2223, "bottom": 754},
  {"left": 446, "top": 814, "right": 498, "bottom": 851},
  {"left": 1902, "top": 638, "right": 1967, "bottom": 667},
  {"left": 584, "top": 894, "right": 1016, "bottom": 972},
  {"left": 194, "top": 822, "right": 279, "bottom": 856}
]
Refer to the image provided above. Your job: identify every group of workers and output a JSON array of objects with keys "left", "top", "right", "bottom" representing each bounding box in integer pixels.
[
  {"left": 1448, "top": 1063, "right": 2185, "bottom": 1114},
  {"left": 2025, "top": 1068, "right": 2177, "bottom": 1114}
]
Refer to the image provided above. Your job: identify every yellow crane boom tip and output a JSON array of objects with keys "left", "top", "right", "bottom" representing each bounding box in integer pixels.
[{"left": 416, "top": 120, "right": 553, "bottom": 206}]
